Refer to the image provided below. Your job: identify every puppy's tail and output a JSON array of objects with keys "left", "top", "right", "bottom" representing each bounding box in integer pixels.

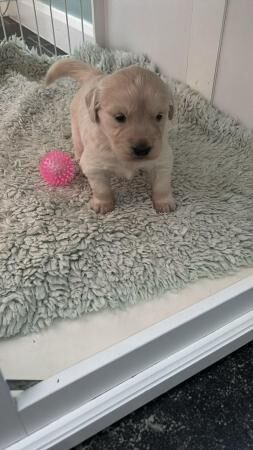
[{"left": 45, "top": 59, "right": 101, "bottom": 85}]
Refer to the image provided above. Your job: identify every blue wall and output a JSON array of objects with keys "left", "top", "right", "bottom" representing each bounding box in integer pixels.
[{"left": 41, "top": 0, "right": 92, "bottom": 23}]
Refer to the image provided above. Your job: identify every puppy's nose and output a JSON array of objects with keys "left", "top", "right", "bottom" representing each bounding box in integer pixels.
[{"left": 132, "top": 143, "right": 152, "bottom": 157}]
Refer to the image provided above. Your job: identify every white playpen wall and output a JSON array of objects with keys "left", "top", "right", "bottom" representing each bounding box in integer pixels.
[{"left": 102, "top": 0, "right": 253, "bottom": 129}]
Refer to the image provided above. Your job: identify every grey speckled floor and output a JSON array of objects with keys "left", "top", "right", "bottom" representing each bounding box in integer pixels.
[{"left": 73, "top": 342, "right": 253, "bottom": 450}]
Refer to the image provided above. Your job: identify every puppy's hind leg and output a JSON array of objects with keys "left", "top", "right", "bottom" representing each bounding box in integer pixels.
[{"left": 71, "top": 117, "right": 83, "bottom": 161}]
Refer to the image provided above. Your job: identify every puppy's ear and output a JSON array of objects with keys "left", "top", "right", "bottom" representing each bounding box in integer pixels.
[
  {"left": 168, "top": 103, "right": 174, "bottom": 120},
  {"left": 85, "top": 87, "right": 100, "bottom": 122}
]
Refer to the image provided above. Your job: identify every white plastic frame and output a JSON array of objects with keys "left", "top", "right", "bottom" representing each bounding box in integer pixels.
[{"left": 1, "top": 275, "right": 253, "bottom": 449}]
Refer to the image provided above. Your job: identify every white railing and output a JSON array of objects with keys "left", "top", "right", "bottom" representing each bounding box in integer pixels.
[{"left": 0, "top": 0, "right": 98, "bottom": 54}]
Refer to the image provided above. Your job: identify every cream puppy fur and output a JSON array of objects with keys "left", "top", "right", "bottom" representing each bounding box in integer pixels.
[{"left": 45, "top": 59, "right": 176, "bottom": 214}]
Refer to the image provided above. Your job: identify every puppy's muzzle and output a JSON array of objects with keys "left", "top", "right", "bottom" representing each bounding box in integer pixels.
[{"left": 132, "top": 142, "right": 152, "bottom": 158}]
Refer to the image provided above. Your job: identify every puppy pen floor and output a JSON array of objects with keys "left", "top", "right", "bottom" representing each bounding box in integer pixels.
[
  {"left": 1, "top": 266, "right": 253, "bottom": 387},
  {"left": 0, "top": 19, "right": 253, "bottom": 390}
]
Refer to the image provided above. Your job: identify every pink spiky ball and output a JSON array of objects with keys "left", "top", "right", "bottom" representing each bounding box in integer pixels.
[{"left": 39, "top": 150, "right": 75, "bottom": 187}]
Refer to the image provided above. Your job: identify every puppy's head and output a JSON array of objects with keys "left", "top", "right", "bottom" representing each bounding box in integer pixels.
[{"left": 85, "top": 66, "right": 173, "bottom": 161}]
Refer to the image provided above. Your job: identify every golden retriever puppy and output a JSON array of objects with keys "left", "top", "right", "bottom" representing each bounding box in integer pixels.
[{"left": 45, "top": 59, "right": 176, "bottom": 214}]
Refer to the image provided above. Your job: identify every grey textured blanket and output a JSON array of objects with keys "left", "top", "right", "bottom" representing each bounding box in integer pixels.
[{"left": 0, "top": 40, "right": 252, "bottom": 338}]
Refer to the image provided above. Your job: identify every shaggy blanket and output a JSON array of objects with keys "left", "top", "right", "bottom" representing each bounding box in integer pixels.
[{"left": 0, "top": 40, "right": 252, "bottom": 338}]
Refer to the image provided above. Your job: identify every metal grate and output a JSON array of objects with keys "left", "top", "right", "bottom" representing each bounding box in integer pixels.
[{"left": 0, "top": 0, "right": 92, "bottom": 55}]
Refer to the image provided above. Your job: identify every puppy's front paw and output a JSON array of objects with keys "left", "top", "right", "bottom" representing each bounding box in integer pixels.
[
  {"left": 89, "top": 197, "right": 114, "bottom": 214},
  {"left": 153, "top": 196, "right": 176, "bottom": 213}
]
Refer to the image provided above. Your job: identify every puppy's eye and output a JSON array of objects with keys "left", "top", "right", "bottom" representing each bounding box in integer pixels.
[
  {"left": 156, "top": 113, "right": 163, "bottom": 122},
  {"left": 114, "top": 113, "right": 127, "bottom": 123}
]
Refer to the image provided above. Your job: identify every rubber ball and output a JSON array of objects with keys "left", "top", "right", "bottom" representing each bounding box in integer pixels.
[{"left": 39, "top": 150, "right": 75, "bottom": 187}]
